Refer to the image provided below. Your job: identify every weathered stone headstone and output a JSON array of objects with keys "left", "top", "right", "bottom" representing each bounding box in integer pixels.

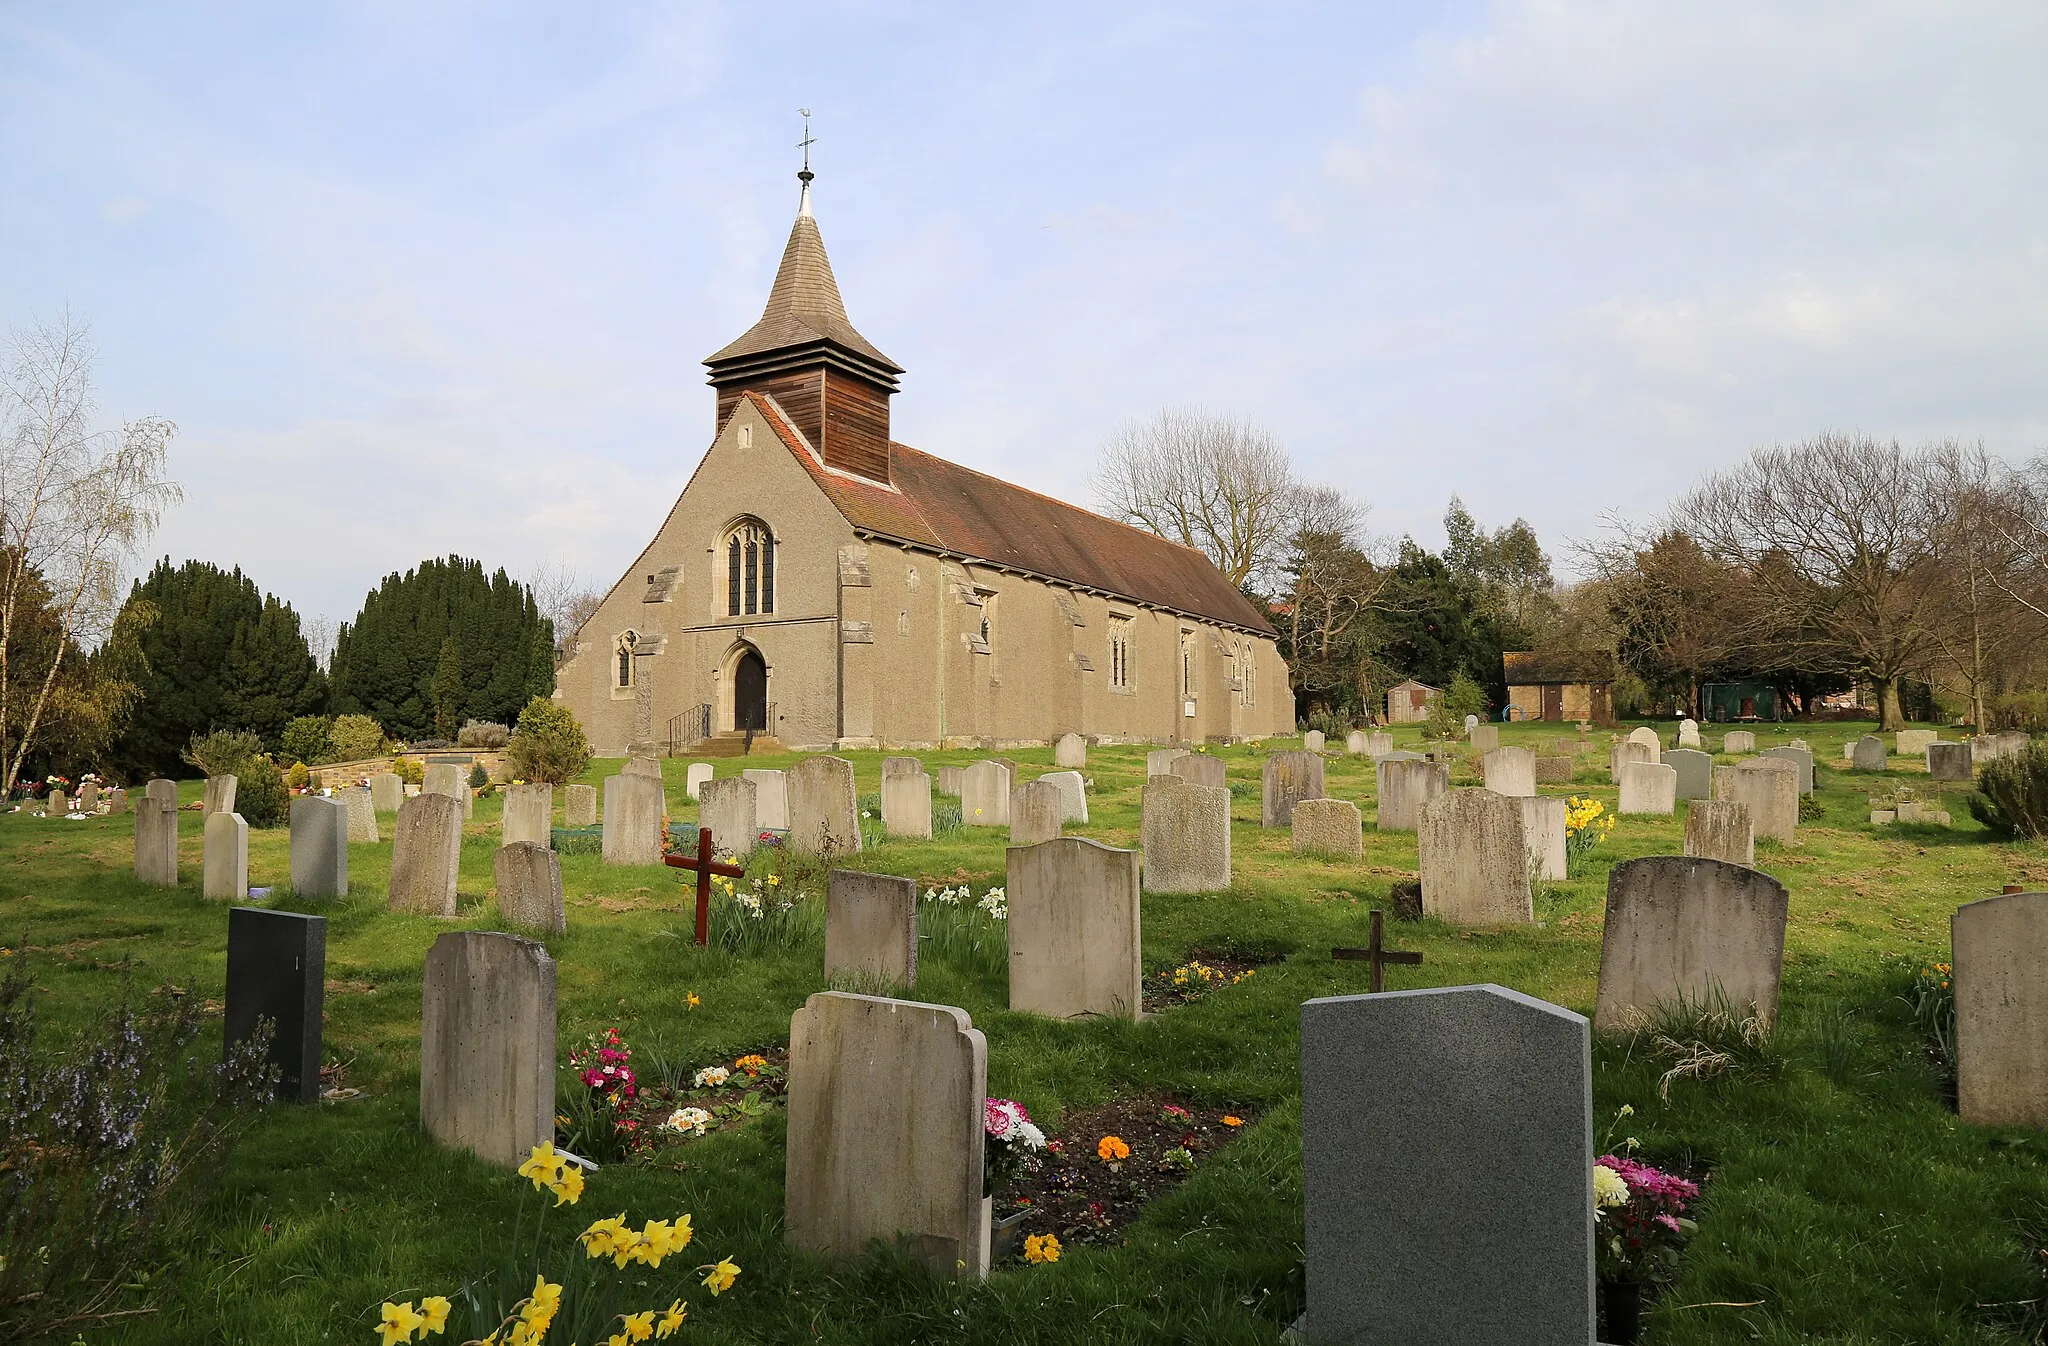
[
  {"left": 1036, "top": 770, "right": 1088, "bottom": 824},
  {"left": 1139, "top": 776, "right": 1231, "bottom": 893},
  {"left": 424, "top": 762, "right": 466, "bottom": 804},
  {"left": 1300, "top": 985, "right": 1593, "bottom": 1345},
  {"left": 45, "top": 786, "right": 66, "bottom": 815},
  {"left": 369, "top": 771, "right": 404, "bottom": 814},
  {"left": 825, "top": 870, "right": 918, "bottom": 988},
  {"left": 1626, "top": 726, "right": 1662, "bottom": 755},
  {"left": 1954, "top": 891, "right": 2048, "bottom": 1127},
  {"left": 501, "top": 782, "right": 552, "bottom": 849},
  {"left": 1009, "top": 779, "right": 1065, "bottom": 847},
  {"left": 493, "top": 842, "right": 565, "bottom": 933},
  {"left": 685, "top": 762, "right": 714, "bottom": 800},
  {"left": 420, "top": 931, "right": 556, "bottom": 1168},
  {"left": 1852, "top": 735, "right": 1888, "bottom": 771},
  {"left": 77, "top": 781, "right": 98, "bottom": 812},
  {"left": 1146, "top": 747, "right": 1189, "bottom": 777},
  {"left": 1759, "top": 744, "right": 1815, "bottom": 794},
  {"left": 1463, "top": 713, "right": 1480, "bottom": 734},
  {"left": 622, "top": 753, "right": 663, "bottom": 780},
  {"left": 1054, "top": 733, "right": 1087, "bottom": 768},
  {"left": 1618, "top": 762, "right": 1677, "bottom": 816},
  {"left": 1842, "top": 740, "right": 1856, "bottom": 762},
  {"left": 1663, "top": 747, "right": 1713, "bottom": 801},
  {"left": 1303, "top": 729, "right": 1326, "bottom": 753},
  {"left": 146, "top": 777, "right": 177, "bottom": 808},
  {"left": 1677, "top": 718, "right": 1702, "bottom": 749},
  {"left": 1261, "top": 751, "right": 1326, "bottom": 828},
  {"left": 1292, "top": 797, "right": 1363, "bottom": 859},
  {"left": 880, "top": 771, "right": 932, "bottom": 840},
  {"left": 1008, "top": 837, "right": 1141, "bottom": 1019},
  {"left": 600, "top": 773, "right": 664, "bottom": 865},
  {"left": 108, "top": 786, "right": 127, "bottom": 814},
  {"left": 203, "top": 810, "right": 249, "bottom": 900},
  {"left": 389, "top": 792, "right": 463, "bottom": 915},
  {"left": 1723, "top": 730, "right": 1757, "bottom": 753},
  {"left": 1365, "top": 730, "right": 1394, "bottom": 758},
  {"left": 881, "top": 755, "right": 923, "bottom": 779},
  {"left": 936, "top": 765, "right": 964, "bottom": 796},
  {"left": 1593, "top": 856, "right": 1790, "bottom": 1033},
  {"left": 1345, "top": 730, "right": 1368, "bottom": 755},
  {"left": 564, "top": 782, "right": 597, "bottom": 827},
  {"left": 1376, "top": 757, "right": 1449, "bottom": 831},
  {"left": 1534, "top": 756, "right": 1575, "bottom": 785},
  {"left": 1609, "top": 740, "right": 1656, "bottom": 781},
  {"left": 785, "top": 992, "right": 986, "bottom": 1279},
  {"left": 1684, "top": 799, "right": 1754, "bottom": 866},
  {"left": 1481, "top": 746, "right": 1535, "bottom": 798},
  {"left": 289, "top": 796, "right": 349, "bottom": 897},
  {"left": 134, "top": 796, "right": 178, "bottom": 886},
  {"left": 1519, "top": 795, "right": 1567, "bottom": 881},
  {"left": 1469, "top": 723, "right": 1500, "bottom": 753},
  {"left": 1169, "top": 753, "right": 1226, "bottom": 789},
  {"left": 960, "top": 760, "right": 1012, "bottom": 826},
  {"left": 789, "top": 756, "right": 863, "bottom": 859},
  {"left": 225, "top": 906, "right": 326, "bottom": 1102},
  {"left": 1896, "top": 728, "right": 1938, "bottom": 756},
  {"left": 1928, "top": 742, "right": 1972, "bottom": 782},
  {"left": 698, "top": 776, "right": 759, "bottom": 858},
  {"left": 1720, "top": 758, "right": 1799, "bottom": 843},
  {"left": 339, "top": 786, "right": 379, "bottom": 842},
  {"left": 202, "top": 774, "right": 238, "bottom": 816},
  {"left": 1418, "top": 790, "right": 1531, "bottom": 924}
]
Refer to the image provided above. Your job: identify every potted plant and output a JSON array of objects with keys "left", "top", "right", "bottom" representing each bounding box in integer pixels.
[
  {"left": 984, "top": 1098, "right": 1047, "bottom": 1264},
  {"left": 1593, "top": 1149, "right": 1700, "bottom": 1344}
]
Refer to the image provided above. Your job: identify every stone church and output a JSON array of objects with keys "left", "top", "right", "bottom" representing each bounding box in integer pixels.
[{"left": 556, "top": 176, "right": 1291, "bottom": 754}]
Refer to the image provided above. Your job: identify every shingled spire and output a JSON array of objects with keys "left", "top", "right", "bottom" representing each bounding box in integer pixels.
[{"left": 706, "top": 160, "right": 901, "bottom": 484}]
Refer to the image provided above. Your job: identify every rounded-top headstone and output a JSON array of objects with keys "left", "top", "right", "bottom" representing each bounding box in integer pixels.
[{"left": 1054, "top": 733, "right": 1087, "bottom": 769}]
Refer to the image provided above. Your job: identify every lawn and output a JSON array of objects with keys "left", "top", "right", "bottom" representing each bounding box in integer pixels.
[{"left": 4, "top": 722, "right": 2046, "bottom": 1345}]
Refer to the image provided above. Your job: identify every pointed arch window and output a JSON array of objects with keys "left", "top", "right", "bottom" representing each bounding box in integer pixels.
[
  {"left": 724, "top": 520, "right": 776, "bottom": 616},
  {"left": 615, "top": 630, "right": 639, "bottom": 689}
]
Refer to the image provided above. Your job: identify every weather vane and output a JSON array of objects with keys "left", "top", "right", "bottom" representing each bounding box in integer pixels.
[{"left": 797, "top": 108, "right": 816, "bottom": 186}]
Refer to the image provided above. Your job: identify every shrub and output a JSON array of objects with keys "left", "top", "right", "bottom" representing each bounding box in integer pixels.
[
  {"left": 508, "top": 696, "right": 591, "bottom": 785},
  {"left": 468, "top": 761, "right": 490, "bottom": 791},
  {"left": 457, "top": 719, "right": 511, "bottom": 749},
  {"left": 1969, "top": 744, "right": 2048, "bottom": 838},
  {"left": 285, "top": 760, "right": 310, "bottom": 791},
  {"left": 327, "top": 713, "right": 385, "bottom": 762},
  {"left": 235, "top": 756, "right": 289, "bottom": 828},
  {"left": 393, "top": 756, "right": 425, "bottom": 786},
  {"left": 280, "top": 714, "right": 333, "bottom": 765},
  {"left": 180, "top": 729, "right": 263, "bottom": 779}
]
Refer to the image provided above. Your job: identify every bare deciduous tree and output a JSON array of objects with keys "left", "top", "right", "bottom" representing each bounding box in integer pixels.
[
  {"left": 1093, "top": 407, "right": 1297, "bottom": 589},
  {"left": 525, "top": 555, "right": 604, "bottom": 658},
  {"left": 0, "top": 314, "right": 179, "bottom": 784}
]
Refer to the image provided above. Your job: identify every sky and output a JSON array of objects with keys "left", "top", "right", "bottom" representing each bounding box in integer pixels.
[{"left": 4, "top": 1, "right": 2045, "bottom": 639}]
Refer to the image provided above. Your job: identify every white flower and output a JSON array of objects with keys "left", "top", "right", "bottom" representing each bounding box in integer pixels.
[
  {"left": 693, "top": 1066, "right": 730, "bottom": 1088},
  {"left": 665, "top": 1106, "right": 714, "bottom": 1135},
  {"left": 1593, "top": 1163, "right": 1630, "bottom": 1212},
  {"left": 1017, "top": 1120, "right": 1046, "bottom": 1150}
]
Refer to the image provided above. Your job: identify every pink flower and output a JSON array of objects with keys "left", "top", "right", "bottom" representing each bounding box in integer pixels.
[{"left": 985, "top": 1098, "right": 1028, "bottom": 1139}]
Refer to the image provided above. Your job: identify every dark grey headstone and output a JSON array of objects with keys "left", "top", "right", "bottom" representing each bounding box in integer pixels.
[
  {"left": 1662, "top": 747, "right": 1712, "bottom": 800},
  {"left": 1928, "top": 742, "right": 1972, "bottom": 782},
  {"left": 225, "top": 907, "right": 327, "bottom": 1103}
]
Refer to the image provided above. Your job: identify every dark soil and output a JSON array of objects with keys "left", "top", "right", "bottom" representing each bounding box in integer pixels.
[
  {"left": 584, "top": 1044, "right": 791, "bottom": 1161},
  {"left": 1141, "top": 946, "right": 1288, "bottom": 1013}
]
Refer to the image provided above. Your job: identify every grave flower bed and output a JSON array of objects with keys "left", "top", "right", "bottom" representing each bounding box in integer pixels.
[
  {"left": 559, "top": 1039, "right": 790, "bottom": 1162},
  {"left": 1141, "top": 947, "right": 1285, "bottom": 1013}
]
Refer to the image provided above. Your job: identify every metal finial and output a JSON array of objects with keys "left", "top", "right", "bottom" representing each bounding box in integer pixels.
[{"left": 796, "top": 108, "right": 817, "bottom": 186}]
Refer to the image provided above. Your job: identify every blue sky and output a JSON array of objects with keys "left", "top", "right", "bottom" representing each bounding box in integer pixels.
[{"left": 4, "top": 2, "right": 2044, "bottom": 634}]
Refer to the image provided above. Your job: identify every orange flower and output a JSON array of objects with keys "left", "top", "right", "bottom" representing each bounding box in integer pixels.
[
  {"left": 1221, "top": 1115, "right": 1245, "bottom": 1128},
  {"left": 1096, "top": 1135, "right": 1130, "bottom": 1162}
]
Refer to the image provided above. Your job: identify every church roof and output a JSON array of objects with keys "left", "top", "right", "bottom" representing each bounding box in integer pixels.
[
  {"left": 703, "top": 190, "right": 902, "bottom": 376},
  {"left": 744, "top": 391, "right": 1275, "bottom": 635}
]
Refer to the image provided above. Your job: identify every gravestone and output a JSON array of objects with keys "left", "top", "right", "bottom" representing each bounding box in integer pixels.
[
  {"left": 960, "top": 760, "right": 1012, "bottom": 826},
  {"left": 389, "top": 792, "right": 463, "bottom": 915},
  {"left": 369, "top": 771, "right": 404, "bottom": 814},
  {"left": 290, "top": 796, "right": 349, "bottom": 897},
  {"left": 785, "top": 992, "right": 986, "bottom": 1279},
  {"left": 78, "top": 781, "right": 98, "bottom": 812},
  {"left": 501, "top": 783, "right": 552, "bottom": 848},
  {"left": 1036, "top": 770, "right": 1088, "bottom": 824},
  {"left": 340, "top": 786, "right": 379, "bottom": 843},
  {"left": 1626, "top": 726, "right": 1662, "bottom": 755},
  {"left": 1009, "top": 779, "right": 1065, "bottom": 847},
  {"left": 789, "top": 756, "right": 862, "bottom": 859},
  {"left": 1292, "top": 797, "right": 1363, "bottom": 859},
  {"left": 1418, "top": 790, "right": 1531, "bottom": 924},
  {"left": 1608, "top": 740, "right": 1656, "bottom": 782},
  {"left": 203, "top": 774, "right": 238, "bottom": 816},
  {"left": 1928, "top": 742, "right": 1972, "bottom": 782},
  {"left": 1054, "top": 733, "right": 1087, "bottom": 768},
  {"left": 699, "top": 777, "right": 758, "bottom": 858},
  {"left": 991, "top": 756, "right": 1023, "bottom": 786},
  {"left": 1261, "top": 751, "right": 1326, "bottom": 827},
  {"left": 1169, "top": 753, "right": 1226, "bottom": 789},
  {"left": 1304, "top": 729, "right": 1326, "bottom": 753},
  {"left": 1593, "top": 856, "right": 1790, "bottom": 1033},
  {"left": 1954, "top": 891, "right": 2048, "bottom": 1127},
  {"left": 1852, "top": 736, "right": 1888, "bottom": 771},
  {"left": 224, "top": 907, "right": 327, "bottom": 1102},
  {"left": 1519, "top": 795, "right": 1567, "bottom": 881},
  {"left": 134, "top": 796, "right": 178, "bottom": 886},
  {"left": 622, "top": 754, "right": 663, "bottom": 780},
  {"left": 1896, "top": 728, "right": 1938, "bottom": 756},
  {"left": 1463, "top": 714, "right": 1480, "bottom": 734},
  {"left": 108, "top": 786, "right": 127, "bottom": 814},
  {"left": 1300, "top": 985, "right": 1594, "bottom": 1345},
  {"left": 1723, "top": 730, "right": 1756, "bottom": 753},
  {"left": 564, "top": 782, "right": 597, "bottom": 827},
  {"left": 685, "top": 762, "right": 714, "bottom": 800},
  {"left": 146, "top": 777, "right": 177, "bottom": 808},
  {"left": 743, "top": 768, "right": 789, "bottom": 829},
  {"left": 882, "top": 755, "right": 924, "bottom": 779},
  {"left": 1147, "top": 748, "right": 1189, "bottom": 777},
  {"left": 1722, "top": 758, "right": 1799, "bottom": 843},
  {"left": 420, "top": 931, "right": 556, "bottom": 1168},
  {"left": 1677, "top": 718, "right": 1702, "bottom": 749},
  {"left": 494, "top": 842, "right": 565, "bottom": 933},
  {"left": 1469, "top": 723, "right": 1500, "bottom": 753},
  {"left": 881, "top": 771, "right": 933, "bottom": 840},
  {"left": 936, "top": 765, "right": 964, "bottom": 796},
  {"left": 1345, "top": 730, "right": 1367, "bottom": 755},
  {"left": 1376, "top": 757, "right": 1449, "bottom": 831},
  {"left": 1534, "top": 756, "right": 1575, "bottom": 785},
  {"left": 600, "top": 773, "right": 664, "bottom": 865},
  {"left": 1618, "top": 762, "right": 1677, "bottom": 816},
  {"left": 1684, "top": 799, "right": 1754, "bottom": 866},
  {"left": 203, "top": 810, "right": 249, "bottom": 900},
  {"left": 1759, "top": 744, "right": 1815, "bottom": 794},
  {"left": 1366, "top": 731, "right": 1394, "bottom": 758},
  {"left": 1139, "top": 776, "right": 1231, "bottom": 893},
  {"left": 45, "top": 787, "right": 66, "bottom": 816},
  {"left": 1842, "top": 740, "right": 1856, "bottom": 762},
  {"left": 1481, "top": 746, "right": 1535, "bottom": 797},
  {"left": 424, "top": 762, "right": 467, "bottom": 804},
  {"left": 825, "top": 869, "right": 918, "bottom": 988},
  {"left": 1663, "top": 747, "right": 1713, "bottom": 801},
  {"left": 1008, "top": 837, "right": 1142, "bottom": 1019}
]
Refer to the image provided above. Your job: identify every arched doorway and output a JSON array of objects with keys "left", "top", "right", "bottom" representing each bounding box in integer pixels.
[{"left": 733, "top": 648, "right": 768, "bottom": 732}]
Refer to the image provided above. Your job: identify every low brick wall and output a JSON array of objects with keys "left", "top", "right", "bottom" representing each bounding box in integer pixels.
[{"left": 306, "top": 750, "right": 512, "bottom": 785}]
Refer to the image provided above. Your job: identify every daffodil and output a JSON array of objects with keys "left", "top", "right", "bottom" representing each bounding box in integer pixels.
[
  {"left": 655, "top": 1301, "right": 687, "bottom": 1338},
  {"left": 701, "top": 1257, "right": 741, "bottom": 1295},
  {"left": 686, "top": 992, "right": 700, "bottom": 1009},
  {"left": 377, "top": 1300, "right": 425, "bottom": 1345},
  {"left": 419, "top": 1296, "right": 451, "bottom": 1335},
  {"left": 621, "top": 1309, "right": 655, "bottom": 1342},
  {"left": 550, "top": 1163, "right": 585, "bottom": 1206}
]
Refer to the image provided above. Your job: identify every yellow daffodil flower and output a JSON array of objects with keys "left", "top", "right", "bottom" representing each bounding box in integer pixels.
[
  {"left": 701, "top": 1257, "right": 741, "bottom": 1295},
  {"left": 419, "top": 1296, "right": 451, "bottom": 1335},
  {"left": 686, "top": 992, "right": 700, "bottom": 1009},
  {"left": 377, "top": 1300, "right": 425, "bottom": 1345},
  {"left": 655, "top": 1301, "right": 687, "bottom": 1338},
  {"left": 621, "top": 1310, "right": 655, "bottom": 1342},
  {"left": 637, "top": 1218, "right": 673, "bottom": 1266}
]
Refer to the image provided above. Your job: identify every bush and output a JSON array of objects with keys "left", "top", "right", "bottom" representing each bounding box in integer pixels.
[
  {"left": 1986, "top": 690, "right": 2048, "bottom": 733},
  {"left": 468, "top": 761, "right": 490, "bottom": 791},
  {"left": 180, "top": 729, "right": 263, "bottom": 779},
  {"left": 235, "top": 756, "right": 289, "bottom": 828},
  {"left": 285, "top": 760, "right": 310, "bottom": 791},
  {"left": 1969, "top": 744, "right": 2048, "bottom": 839},
  {"left": 327, "top": 713, "right": 385, "bottom": 762},
  {"left": 280, "top": 714, "right": 332, "bottom": 765},
  {"left": 507, "top": 696, "right": 591, "bottom": 785},
  {"left": 457, "top": 719, "right": 511, "bottom": 748},
  {"left": 393, "top": 756, "right": 424, "bottom": 786}
]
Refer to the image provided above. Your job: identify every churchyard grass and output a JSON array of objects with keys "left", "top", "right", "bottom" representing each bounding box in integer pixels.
[{"left": 4, "top": 723, "right": 2047, "bottom": 1343}]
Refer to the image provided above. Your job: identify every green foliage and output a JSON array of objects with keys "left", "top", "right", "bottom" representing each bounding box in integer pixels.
[
  {"left": 1969, "top": 744, "right": 2048, "bottom": 838},
  {"left": 507, "top": 696, "right": 590, "bottom": 785},
  {"left": 280, "top": 714, "right": 332, "bottom": 765},
  {"left": 180, "top": 729, "right": 264, "bottom": 779},
  {"left": 327, "top": 713, "right": 385, "bottom": 762},
  {"left": 116, "top": 558, "right": 327, "bottom": 776},
  {"left": 1444, "top": 672, "right": 1486, "bottom": 719},
  {"left": 234, "top": 755, "right": 289, "bottom": 828},
  {"left": 285, "top": 761, "right": 310, "bottom": 791},
  {"left": 393, "top": 756, "right": 424, "bottom": 786},
  {"left": 468, "top": 761, "right": 490, "bottom": 791},
  {"left": 1986, "top": 689, "right": 2048, "bottom": 732},
  {"left": 1901, "top": 959, "right": 1956, "bottom": 1085},
  {"left": 328, "top": 555, "right": 554, "bottom": 741}
]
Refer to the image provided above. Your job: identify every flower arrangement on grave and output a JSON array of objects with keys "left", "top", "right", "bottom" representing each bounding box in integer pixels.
[
  {"left": 1564, "top": 796, "right": 1616, "bottom": 873},
  {"left": 570, "top": 1028, "right": 638, "bottom": 1109},
  {"left": 984, "top": 1097, "right": 1048, "bottom": 1196},
  {"left": 1591, "top": 1135, "right": 1699, "bottom": 1286}
]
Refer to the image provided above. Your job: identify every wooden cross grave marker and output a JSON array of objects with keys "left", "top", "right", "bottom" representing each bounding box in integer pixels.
[
  {"left": 1332, "top": 909, "right": 1423, "bottom": 994},
  {"left": 662, "top": 825, "right": 746, "bottom": 947}
]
